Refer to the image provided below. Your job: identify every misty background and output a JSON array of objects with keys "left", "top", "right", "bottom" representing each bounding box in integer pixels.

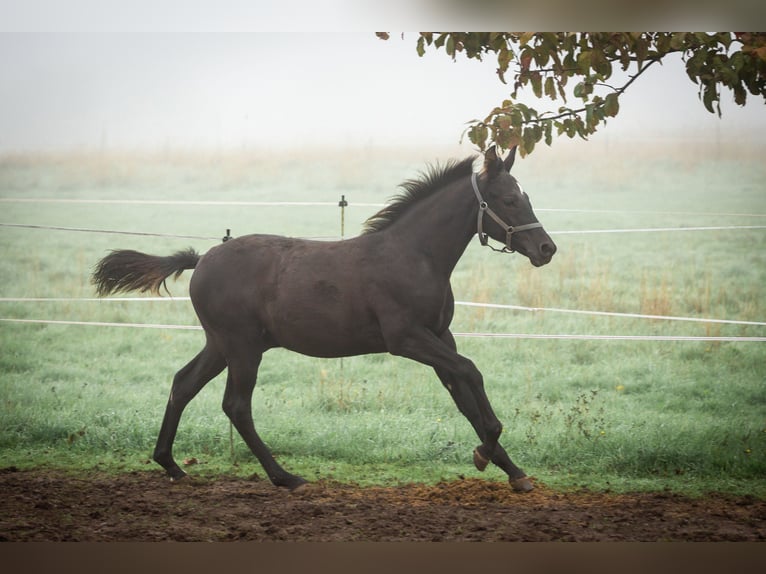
[{"left": 1, "top": 32, "right": 764, "bottom": 155}]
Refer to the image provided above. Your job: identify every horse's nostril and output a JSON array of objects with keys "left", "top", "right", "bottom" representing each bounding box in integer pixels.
[{"left": 541, "top": 242, "right": 556, "bottom": 257}]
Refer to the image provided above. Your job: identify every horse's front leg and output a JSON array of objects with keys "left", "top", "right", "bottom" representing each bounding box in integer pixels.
[
  {"left": 433, "top": 332, "right": 533, "bottom": 492},
  {"left": 385, "top": 326, "right": 530, "bottom": 489}
]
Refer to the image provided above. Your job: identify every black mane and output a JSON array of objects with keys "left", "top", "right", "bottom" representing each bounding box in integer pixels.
[{"left": 362, "top": 155, "right": 478, "bottom": 234}]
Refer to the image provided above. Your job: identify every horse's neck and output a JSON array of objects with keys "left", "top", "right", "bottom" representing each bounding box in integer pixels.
[{"left": 383, "top": 177, "right": 478, "bottom": 277}]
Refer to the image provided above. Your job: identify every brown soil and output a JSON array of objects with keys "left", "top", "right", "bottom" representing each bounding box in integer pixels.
[{"left": 1, "top": 467, "right": 764, "bottom": 541}]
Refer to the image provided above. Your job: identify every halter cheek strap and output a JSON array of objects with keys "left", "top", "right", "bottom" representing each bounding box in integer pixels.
[{"left": 471, "top": 172, "right": 542, "bottom": 253}]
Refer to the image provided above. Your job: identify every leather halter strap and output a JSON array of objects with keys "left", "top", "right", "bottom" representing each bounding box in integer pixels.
[{"left": 471, "top": 172, "right": 542, "bottom": 253}]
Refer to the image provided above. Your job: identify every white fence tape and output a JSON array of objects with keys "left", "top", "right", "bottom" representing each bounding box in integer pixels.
[
  {"left": 0, "top": 297, "right": 187, "bottom": 302},
  {"left": 3, "top": 297, "right": 763, "bottom": 328},
  {"left": 0, "top": 318, "right": 201, "bottom": 330},
  {"left": 3, "top": 198, "right": 766, "bottom": 219},
  {"left": 451, "top": 332, "right": 766, "bottom": 342},
  {"left": 548, "top": 225, "right": 766, "bottom": 235},
  {"left": 4, "top": 221, "right": 765, "bottom": 240},
  {"left": 1, "top": 318, "right": 764, "bottom": 342},
  {"left": 0, "top": 198, "right": 345, "bottom": 207},
  {"left": 453, "top": 301, "right": 766, "bottom": 327}
]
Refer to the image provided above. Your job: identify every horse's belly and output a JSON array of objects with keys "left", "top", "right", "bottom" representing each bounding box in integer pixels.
[
  {"left": 265, "top": 296, "right": 386, "bottom": 358},
  {"left": 272, "top": 317, "right": 387, "bottom": 358}
]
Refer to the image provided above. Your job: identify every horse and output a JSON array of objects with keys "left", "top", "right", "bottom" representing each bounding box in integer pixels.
[{"left": 92, "top": 145, "right": 557, "bottom": 492}]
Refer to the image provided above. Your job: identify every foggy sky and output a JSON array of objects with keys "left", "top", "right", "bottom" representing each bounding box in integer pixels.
[{"left": 0, "top": 32, "right": 763, "bottom": 153}]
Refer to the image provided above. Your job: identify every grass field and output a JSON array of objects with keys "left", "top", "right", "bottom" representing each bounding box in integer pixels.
[{"left": 1, "top": 141, "right": 764, "bottom": 495}]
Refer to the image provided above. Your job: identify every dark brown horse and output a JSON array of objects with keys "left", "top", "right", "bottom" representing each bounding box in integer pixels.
[{"left": 92, "top": 146, "right": 556, "bottom": 492}]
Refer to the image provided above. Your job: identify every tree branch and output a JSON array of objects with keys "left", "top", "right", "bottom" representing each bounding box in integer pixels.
[{"left": 518, "top": 58, "right": 661, "bottom": 125}]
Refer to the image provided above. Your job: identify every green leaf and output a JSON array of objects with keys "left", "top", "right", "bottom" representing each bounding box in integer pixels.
[
  {"left": 497, "top": 46, "right": 513, "bottom": 75},
  {"left": 544, "top": 76, "right": 557, "bottom": 100},
  {"left": 573, "top": 117, "right": 588, "bottom": 140},
  {"left": 489, "top": 32, "right": 507, "bottom": 51},
  {"left": 515, "top": 102, "right": 532, "bottom": 122},
  {"left": 496, "top": 114, "right": 512, "bottom": 130},
  {"left": 733, "top": 83, "right": 747, "bottom": 106},
  {"left": 468, "top": 123, "right": 489, "bottom": 149},
  {"left": 577, "top": 50, "right": 592, "bottom": 74},
  {"left": 533, "top": 47, "right": 550, "bottom": 67},
  {"left": 685, "top": 48, "right": 709, "bottom": 84},
  {"left": 634, "top": 37, "right": 649, "bottom": 66},
  {"left": 463, "top": 33, "right": 484, "bottom": 58},
  {"left": 702, "top": 84, "right": 719, "bottom": 115},
  {"left": 510, "top": 108, "right": 523, "bottom": 126},
  {"left": 562, "top": 118, "right": 577, "bottom": 138},
  {"left": 590, "top": 48, "right": 611, "bottom": 78},
  {"left": 495, "top": 125, "right": 514, "bottom": 150},
  {"left": 604, "top": 93, "right": 620, "bottom": 117},
  {"left": 669, "top": 32, "right": 687, "bottom": 51},
  {"left": 731, "top": 51, "right": 745, "bottom": 72},
  {"left": 716, "top": 32, "right": 733, "bottom": 48},
  {"left": 573, "top": 81, "right": 593, "bottom": 100},
  {"left": 585, "top": 104, "right": 596, "bottom": 130},
  {"left": 416, "top": 36, "right": 426, "bottom": 57},
  {"left": 543, "top": 120, "right": 553, "bottom": 146},
  {"left": 522, "top": 126, "right": 537, "bottom": 155},
  {"left": 446, "top": 36, "right": 456, "bottom": 58}
]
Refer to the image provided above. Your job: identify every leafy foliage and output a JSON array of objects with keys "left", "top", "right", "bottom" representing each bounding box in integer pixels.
[{"left": 377, "top": 32, "right": 766, "bottom": 155}]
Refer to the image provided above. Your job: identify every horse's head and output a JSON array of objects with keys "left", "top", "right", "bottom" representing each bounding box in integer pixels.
[{"left": 476, "top": 146, "right": 557, "bottom": 267}]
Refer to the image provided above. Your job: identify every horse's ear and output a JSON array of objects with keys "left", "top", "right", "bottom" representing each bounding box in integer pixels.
[
  {"left": 483, "top": 145, "right": 503, "bottom": 178},
  {"left": 503, "top": 146, "right": 517, "bottom": 172}
]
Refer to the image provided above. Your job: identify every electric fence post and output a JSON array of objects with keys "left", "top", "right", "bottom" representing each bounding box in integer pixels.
[
  {"left": 338, "top": 194, "right": 348, "bottom": 239},
  {"left": 338, "top": 194, "right": 348, "bottom": 376}
]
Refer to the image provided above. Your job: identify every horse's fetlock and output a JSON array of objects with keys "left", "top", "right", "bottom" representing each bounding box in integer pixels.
[{"left": 152, "top": 448, "right": 169, "bottom": 466}]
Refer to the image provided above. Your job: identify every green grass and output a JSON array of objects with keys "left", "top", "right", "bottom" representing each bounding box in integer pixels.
[{"left": 1, "top": 143, "right": 765, "bottom": 496}]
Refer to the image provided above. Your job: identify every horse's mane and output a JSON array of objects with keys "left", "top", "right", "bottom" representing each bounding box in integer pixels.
[{"left": 362, "top": 155, "right": 478, "bottom": 235}]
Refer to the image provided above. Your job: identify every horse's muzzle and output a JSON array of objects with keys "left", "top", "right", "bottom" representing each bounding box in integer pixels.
[{"left": 529, "top": 239, "right": 557, "bottom": 267}]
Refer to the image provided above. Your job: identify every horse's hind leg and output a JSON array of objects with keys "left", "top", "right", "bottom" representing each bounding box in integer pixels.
[
  {"left": 222, "top": 349, "right": 307, "bottom": 491},
  {"left": 153, "top": 342, "right": 227, "bottom": 480}
]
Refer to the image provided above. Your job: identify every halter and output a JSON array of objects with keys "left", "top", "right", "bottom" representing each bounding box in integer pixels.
[{"left": 471, "top": 172, "right": 543, "bottom": 253}]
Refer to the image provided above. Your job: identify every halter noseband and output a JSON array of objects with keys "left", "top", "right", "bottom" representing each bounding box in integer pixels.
[{"left": 471, "top": 172, "right": 542, "bottom": 253}]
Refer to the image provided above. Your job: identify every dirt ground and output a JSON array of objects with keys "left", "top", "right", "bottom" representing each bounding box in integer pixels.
[{"left": 1, "top": 466, "right": 764, "bottom": 542}]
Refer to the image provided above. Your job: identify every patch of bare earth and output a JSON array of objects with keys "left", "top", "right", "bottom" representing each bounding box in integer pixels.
[{"left": 1, "top": 467, "right": 764, "bottom": 541}]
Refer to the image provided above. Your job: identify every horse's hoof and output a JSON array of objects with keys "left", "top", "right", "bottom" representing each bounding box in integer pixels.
[
  {"left": 473, "top": 448, "right": 490, "bottom": 472},
  {"left": 510, "top": 476, "right": 534, "bottom": 493},
  {"left": 170, "top": 473, "right": 193, "bottom": 485},
  {"left": 277, "top": 475, "right": 309, "bottom": 491},
  {"left": 290, "top": 481, "right": 313, "bottom": 494}
]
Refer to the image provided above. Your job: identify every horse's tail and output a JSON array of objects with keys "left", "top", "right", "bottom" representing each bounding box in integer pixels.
[{"left": 92, "top": 248, "right": 200, "bottom": 296}]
